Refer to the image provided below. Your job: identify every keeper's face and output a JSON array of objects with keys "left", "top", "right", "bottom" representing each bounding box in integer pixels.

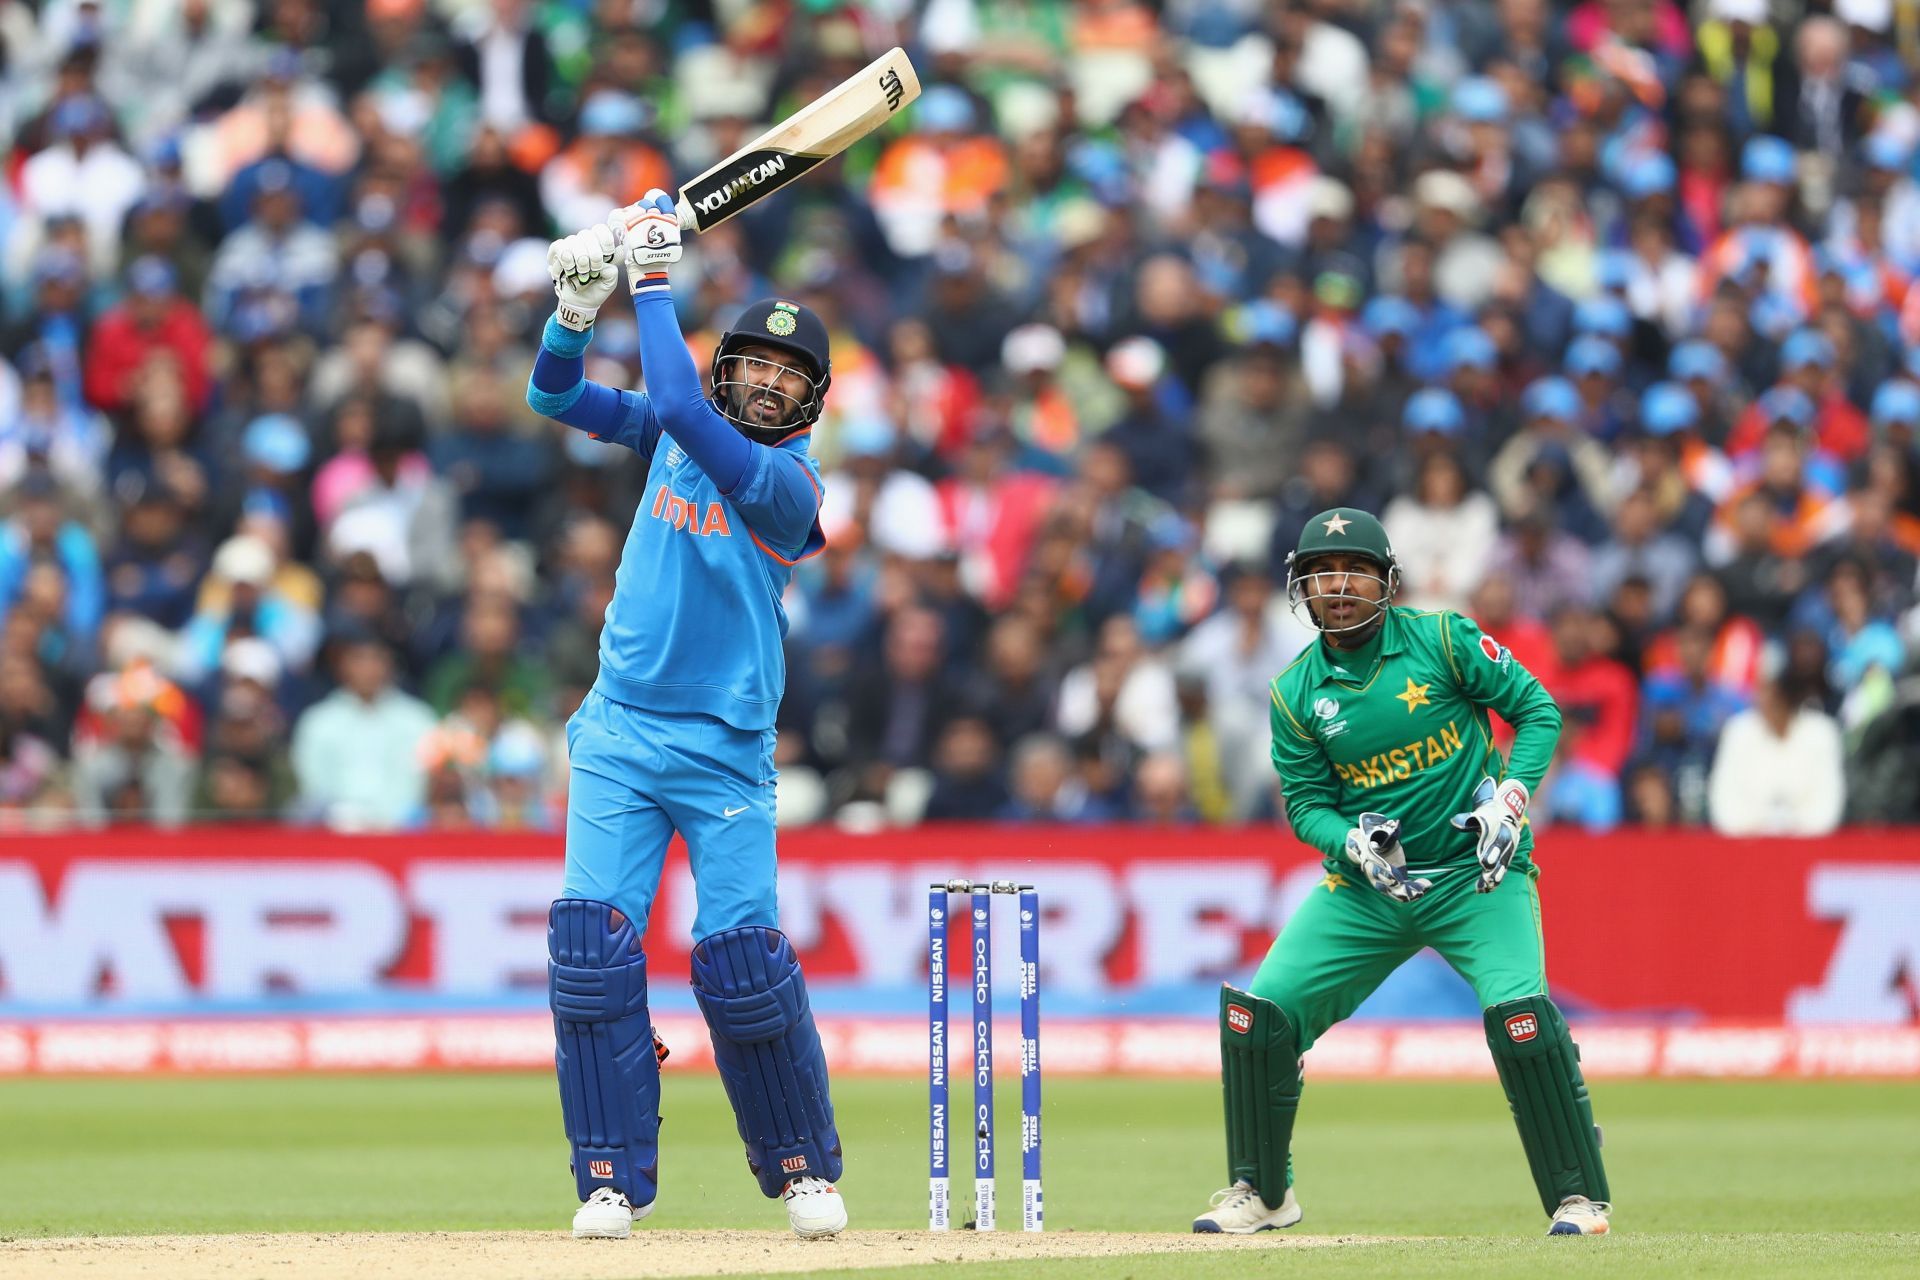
[
  {"left": 1299, "top": 552, "right": 1388, "bottom": 631},
  {"left": 727, "top": 344, "right": 816, "bottom": 430}
]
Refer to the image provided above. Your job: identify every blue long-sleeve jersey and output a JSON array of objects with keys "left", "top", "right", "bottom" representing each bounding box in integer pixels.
[{"left": 526, "top": 294, "right": 825, "bottom": 730}]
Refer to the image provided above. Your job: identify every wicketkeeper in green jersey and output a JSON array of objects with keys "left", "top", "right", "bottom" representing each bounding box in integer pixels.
[{"left": 1193, "top": 507, "right": 1612, "bottom": 1238}]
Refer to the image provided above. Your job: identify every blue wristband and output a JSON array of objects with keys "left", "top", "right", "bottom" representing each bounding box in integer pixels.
[
  {"left": 542, "top": 315, "right": 592, "bottom": 359},
  {"left": 527, "top": 379, "right": 587, "bottom": 418}
]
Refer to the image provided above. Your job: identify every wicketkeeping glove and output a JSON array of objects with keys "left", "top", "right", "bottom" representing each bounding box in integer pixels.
[
  {"left": 546, "top": 224, "right": 621, "bottom": 331},
  {"left": 609, "top": 188, "right": 683, "bottom": 291},
  {"left": 1342, "top": 812, "right": 1433, "bottom": 904},
  {"left": 1451, "top": 775, "right": 1529, "bottom": 893}
]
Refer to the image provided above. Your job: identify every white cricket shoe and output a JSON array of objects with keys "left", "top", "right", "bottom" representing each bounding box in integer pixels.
[
  {"left": 572, "top": 1186, "right": 654, "bottom": 1239},
  {"left": 1548, "top": 1195, "right": 1611, "bottom": 1236},
  {"left": 1191, "top": 1181, "right": 1303, "bottom": 1233},
  {"left": 784, "top": 1176, "right": 848, "bottom": 1238}
]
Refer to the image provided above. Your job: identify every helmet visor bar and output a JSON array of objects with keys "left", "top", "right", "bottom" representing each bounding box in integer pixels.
[
  {"left": 715, "top": 353, "right": 823, "bottom": 432},
  {"left": 1285, "top": 556, "right": 1395, "bottom": 634}
]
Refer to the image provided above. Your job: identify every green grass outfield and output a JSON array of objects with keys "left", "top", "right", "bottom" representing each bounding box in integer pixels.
[{"left": 1, "top": 1072, "right": 1915, "bottom": 1277}]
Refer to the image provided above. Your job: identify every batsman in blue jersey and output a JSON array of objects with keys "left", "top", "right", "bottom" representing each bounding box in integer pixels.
[{"left": 526, "top": 192, "right": 845, "bottom": 1240}]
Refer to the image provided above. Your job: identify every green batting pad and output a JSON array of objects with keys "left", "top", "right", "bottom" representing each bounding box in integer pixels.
[
  {"left": 1484, "top": 995, "right": 1611, "bottom": 1215},
  {"left": 1219, "top": 985, "right": 1300, "bottom": 1208}
]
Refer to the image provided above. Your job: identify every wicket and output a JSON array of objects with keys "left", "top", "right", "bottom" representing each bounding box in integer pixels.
[{"left": 927, "top": 878, "right": 1041, "bottom": 1232}]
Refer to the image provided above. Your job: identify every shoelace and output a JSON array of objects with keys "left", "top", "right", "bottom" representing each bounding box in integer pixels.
[
  {"left": 586, "top": 1188, "right": 628, "bottom": 1207},
  {"left": 1559, "top": 1199, "right": 1611, "bottom": 1216},
  {"left": 1207, "top": 1184, "right": 1259, "bottom": 1211}
]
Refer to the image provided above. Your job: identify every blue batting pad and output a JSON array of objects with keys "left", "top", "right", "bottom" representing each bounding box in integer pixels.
[
  {"left": 549, "top": 899, "right": 661, "bottom": 1206},
  {"left": 690, "top": 926, "right": 843, "bottom": 1198}
]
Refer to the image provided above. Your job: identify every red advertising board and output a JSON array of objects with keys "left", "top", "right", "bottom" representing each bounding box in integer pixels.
[{"left": 1, "top": 827, "right": 1916, "bottom": 1076}]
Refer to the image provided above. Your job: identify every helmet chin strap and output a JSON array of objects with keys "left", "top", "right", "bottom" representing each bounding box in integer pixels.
[{"left": 1322, "top": 608, "right": 1386, "bottom": 649}]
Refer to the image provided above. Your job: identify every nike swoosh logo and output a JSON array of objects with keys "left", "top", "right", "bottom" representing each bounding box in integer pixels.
[{"left": 723, "top": 805, "right": 749, "bottom": 818}]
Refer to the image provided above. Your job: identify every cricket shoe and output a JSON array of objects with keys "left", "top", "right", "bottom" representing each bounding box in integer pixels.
[
  {"left": 784, "top": 1176, "right": 848, "bottom": 1238},
  {"left": 1548, "top": 1195, "right": 1611, "bottom": 1236},
  {"left": 572, "top": 1186, "right": 655, "bottom": 1239},
  {"left": 1191, "top": 1181, "right": 1302, "bottom": 1233}
]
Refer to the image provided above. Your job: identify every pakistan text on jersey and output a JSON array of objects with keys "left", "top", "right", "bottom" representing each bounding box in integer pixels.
[
  {"left": 1331, "top": 720, "right": 1466, "bottom": 790},
  {"left": 650, "top": 486, "right": 734, "bottom": 538}
]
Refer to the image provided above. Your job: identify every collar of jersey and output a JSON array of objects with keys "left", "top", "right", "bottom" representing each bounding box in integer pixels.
[{"left": 1307, "top": 605, "right": 1404, "bottom": 690}]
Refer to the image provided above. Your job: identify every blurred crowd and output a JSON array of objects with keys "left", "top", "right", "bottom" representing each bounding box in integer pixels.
[{"left": 2, "top": 0, "right": 1919, "bottom": 835}]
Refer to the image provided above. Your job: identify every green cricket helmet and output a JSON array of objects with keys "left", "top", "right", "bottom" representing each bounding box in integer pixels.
[{"left": 1284, "top": 506, "right": 1400, "bottom": 634}]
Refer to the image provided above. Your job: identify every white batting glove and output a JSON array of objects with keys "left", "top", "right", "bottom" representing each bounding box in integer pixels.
[
  {"left": 546, "top": 224, "right": 621, "bottom": 331},
  {"left": 609, "top": 189, "right": 683, "bottom": 292},
  {"left": 1451, "top": 776, "right": 1529, "bottom": 893},
  {"left": 1342, "top": 812, "right": 1433, "bottom": 904}
]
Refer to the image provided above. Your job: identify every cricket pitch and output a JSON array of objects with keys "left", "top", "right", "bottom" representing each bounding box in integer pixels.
[{"left": 2, "top": 1228, "right": 1392, "bottom": 1279}]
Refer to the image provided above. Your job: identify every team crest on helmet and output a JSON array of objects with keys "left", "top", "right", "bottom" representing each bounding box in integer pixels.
[
  {"left": 1321, "top": 513, "right": 1352, "bottom": 535},
  {"left": 765, "top": 310, "right": 797, "bottom": 336}
]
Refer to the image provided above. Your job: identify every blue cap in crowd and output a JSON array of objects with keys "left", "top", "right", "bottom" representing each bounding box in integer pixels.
[
  {"left": 243, "top": 414, "right": 312, "bottom": 473},
  {"left": 1742, "top": 135, "right": 1797, "bottom": 184},
  {"left": 1669, "top": 340, "right": 1728, "bottom": 384},
  {"left": 487, "top": 723, "right": 547, "bottom": 780},
  {"left": 1452, "top": 77, "right": 1509, "bottom": 123},
  {"left": 1404, "top": 387, "right": 1466, "bottom": 434},
  {"left": 1573, "top": 296, "right": 1632, "bottom": 338},
  {"left": 1233, "top": 299, "right": 1298, "bottom": 348},
  {"left": 841, "top": 416, "right": 898, "bottom": 459},
  {"left": 916, "top": 84, "right": 977, "bottom": 134},
  {"left": 1595, "top": 250, "right": 1637, "bottom": 291},
  {"left": 242, "top": 490, "right": 293, "bottom": 526},
  {"left": 1870, "top": 379, "right": 1920, "bottom": 427},
  {"left": 1522, "top": 376, "right": 1580, "bottom": 422},
  {"left": 1361, "top": 295, "right": 1419, "bottom": 339},
  {"left": 1620, "top": 151, "right": 1677, "bottom": 199},
  {"left": 579, "top": 90, "right": 649, "bottom": 137},
  {"left": 1864, "top": 132, "right": 1911, "bottom": 174},
  {"left": 1444, "top": 326, "right": 1498, "bottom": 372},
  {"left": 1565, "top": 335, "right": 1621, "bottom": 377},
  {"left": 1757, "top": 385, "right": 1815, "bottom": 428},
  {"left": 1640, "top": 381, "right": 1698, "bottom": 435},
  {"left": 1780, "top": 328, "right": 1835, "bottom": 370}
]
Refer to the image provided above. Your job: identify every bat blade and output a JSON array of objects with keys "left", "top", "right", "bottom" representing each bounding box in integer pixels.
[{"left": 674, "top": 46, "right": 920, "bottom": 233}]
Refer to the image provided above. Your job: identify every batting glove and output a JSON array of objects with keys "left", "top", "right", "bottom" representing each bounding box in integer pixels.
[
  {"left": 1342, "top": 812, "right": 1433, "bottom": 904},
  {"left": 610, "top": 188, "right": 683, "bottom": 292},
  {"left": 546, "top": 224, "right": 621, "bottom": 331},
  {"left": 1451, "top": 776, "right": 1528, "bottom": 893}
]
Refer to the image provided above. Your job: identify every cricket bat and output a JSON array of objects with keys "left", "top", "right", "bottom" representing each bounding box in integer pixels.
[{"left": 672, "top": 47, "right": 920, "bottom": 233}]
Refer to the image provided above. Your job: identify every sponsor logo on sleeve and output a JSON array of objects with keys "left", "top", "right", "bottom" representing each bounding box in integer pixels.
[{"left": 1480, "top": 634, "right": 1512, "bottom": 665}]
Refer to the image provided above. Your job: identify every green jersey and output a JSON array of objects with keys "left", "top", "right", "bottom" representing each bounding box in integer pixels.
[{"left": 1268, "top": 606, "right": 1563, "bottom": 872}]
